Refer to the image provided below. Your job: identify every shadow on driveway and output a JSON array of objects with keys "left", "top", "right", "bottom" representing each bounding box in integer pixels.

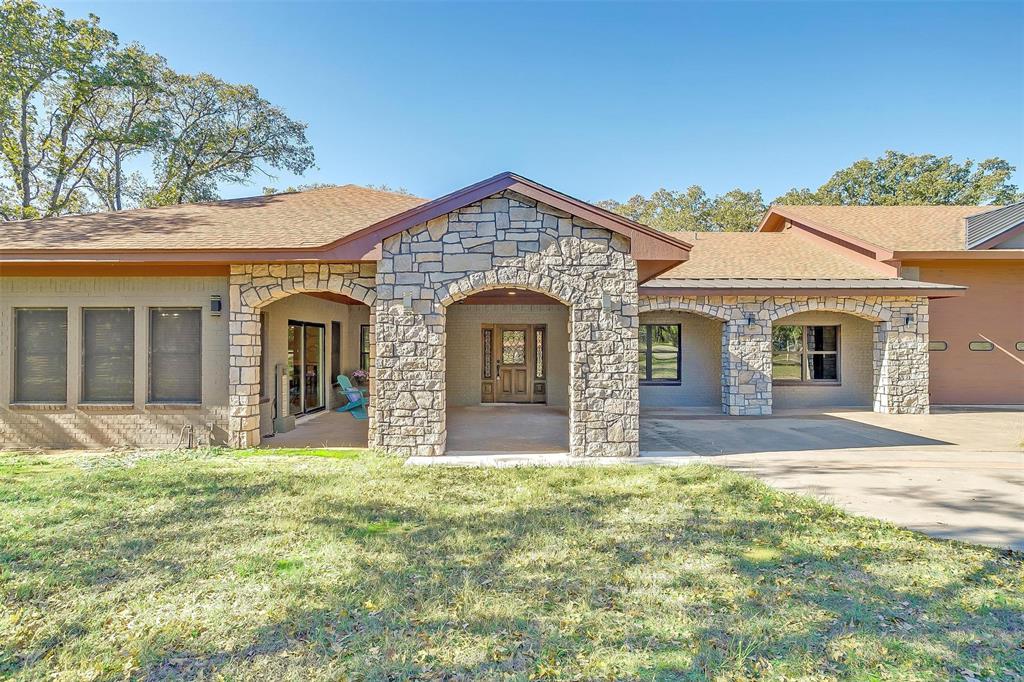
[{"left": 640, "top": 412, "right": 950, "bottom": 456}]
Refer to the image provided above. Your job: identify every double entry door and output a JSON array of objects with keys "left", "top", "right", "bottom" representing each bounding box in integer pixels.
[{"left": 287, "top": 321, "right": 325, "bottom": 416}]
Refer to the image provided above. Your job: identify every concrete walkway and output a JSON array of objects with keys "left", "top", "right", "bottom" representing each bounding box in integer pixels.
[{"left": 408, "top": 408, "right": 1024, "bottom": 551}]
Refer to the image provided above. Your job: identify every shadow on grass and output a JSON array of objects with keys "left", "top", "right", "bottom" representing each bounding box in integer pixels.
[{"left": 1, "top": 454, "right": 1020, "bottom": 680}]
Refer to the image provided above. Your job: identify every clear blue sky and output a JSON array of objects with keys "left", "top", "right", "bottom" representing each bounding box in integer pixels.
[{"left": 53, "top": 1, "right": 1024, "bottom": 203}]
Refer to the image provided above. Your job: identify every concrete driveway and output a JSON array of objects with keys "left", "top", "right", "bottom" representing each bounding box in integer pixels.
[{"left": 641, "top": 408, "right": 1024, "bottom": 551}]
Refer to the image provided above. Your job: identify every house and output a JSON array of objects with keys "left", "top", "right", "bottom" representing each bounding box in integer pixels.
[{"left": 0, "top": 172, "right": 1020, "bottom": 456}]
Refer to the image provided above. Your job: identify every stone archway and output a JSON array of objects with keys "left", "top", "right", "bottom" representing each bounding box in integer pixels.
[
  {"left": 227, "top": 263, "right": 377, "bottom": 447},
  {"left": 766, "top": 296, "right": 928, "bottom": 414},
  {"left": 636, "top": 294, "right": 929, "bottom": 416},
  {"left": 639, "top": 296, "right": 734, "bottom": 411},
  {"left": 372, "top": 189, "right": 641, "bottom": 458}
]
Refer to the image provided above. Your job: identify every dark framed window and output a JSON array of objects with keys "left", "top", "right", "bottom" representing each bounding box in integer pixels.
[
  {"left": 772, "top": 325, "right": 840, "bottom": 383},
  {"left": 149, "top": 308, "right": 201, "bottom": 403},
  {"left": 14, "top": 308, "right": 68, "bottom": 403},
  {"left": 928, "top": 341, "right": 948, "bottom": 352},
  {"left": 639, "top": 324, "right": 681, "bottom": 384},
  {"left": 534, "top": 326, "right": 546, "bottom": 379},
  {"left": 331, "top": 321, "right": 341, "bottom": 385},
  {"left": 481, "top": 328, "right": 493, "bottom": 379},
  {"left": 1017, "top": 342, "right": 1024, "bottom": 352},
  {"left": 82, "top": 308, "right": 134, "bottom": 403},
  {"left": 359, "top": 325, "right": 370, "bottom": 371},
  {"left": 969, "top": 341, "right": 994, "bottom": 352}
]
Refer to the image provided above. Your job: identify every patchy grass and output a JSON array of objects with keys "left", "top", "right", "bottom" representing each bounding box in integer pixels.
[
  {"left": 233, "top": 447, "right": 363, "bottom": 460},
  {"left": 0, "top": 449, "right": 1021, "bottom": 681}
]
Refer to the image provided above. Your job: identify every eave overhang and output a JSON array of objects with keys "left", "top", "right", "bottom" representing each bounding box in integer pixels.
[
  {"left": 0, "top": 172, "right": 691, "bottom": 284},
  {"left": 640, "top": 278, "right": 967, "bottom": 300}
]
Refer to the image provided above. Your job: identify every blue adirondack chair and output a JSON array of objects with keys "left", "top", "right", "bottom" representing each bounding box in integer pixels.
[{"left": 335, "top": 374, "right": 369, "bottom": 420}]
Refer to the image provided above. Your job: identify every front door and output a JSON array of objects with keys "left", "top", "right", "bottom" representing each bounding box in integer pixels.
[{"left": 496, "top": 326, "right": 531, "bottom": 402}]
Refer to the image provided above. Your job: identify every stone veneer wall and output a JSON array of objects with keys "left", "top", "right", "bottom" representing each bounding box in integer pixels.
[
  {"left": 373, "top": 190, "right": 640, "bottom": 457},
  {"left": 227, "top": 263, "right": 377, "bottom": 447},
  {"left": 639, "top": 295, "right": 929, "bottom": 415}
]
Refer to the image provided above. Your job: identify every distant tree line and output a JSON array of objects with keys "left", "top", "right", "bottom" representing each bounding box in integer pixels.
[
  {"left": 1, "top": 0, "right": 314, "bottom": 220},
  {"left": 599, "top": 151, "right": 1024, "bottom": 232}
]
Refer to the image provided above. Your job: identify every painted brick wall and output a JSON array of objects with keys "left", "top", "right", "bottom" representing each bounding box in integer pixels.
[
  {"left": 638, "top": 311, "right": 723, "bottom": 408},
  {"left": 445, "top": 303, "right": 570, "bottom": 407},
  {"left": 772, "top": 311, "right": 873, "bottom": 409},
  {"left": 0, "top": 275, "right": 230, "bottom": 448}
]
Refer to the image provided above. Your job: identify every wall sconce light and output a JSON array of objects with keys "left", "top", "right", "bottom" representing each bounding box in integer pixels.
[
  {"left": 905, "top": 314, "right": 913, "bottom": 326},
  {"left": 403, "top": 291, "right": 413, "bottom": 311},
  {"left": 210, "top": 294, "right": 222, "bottom": 316},
  {"left": 747, "top": 315, "right": 755, "bottom": 326}
]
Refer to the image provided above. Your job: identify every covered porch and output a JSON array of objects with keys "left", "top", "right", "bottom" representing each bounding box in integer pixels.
[{"left": 264, "top": 404, "right": 570, "bottom": 453}]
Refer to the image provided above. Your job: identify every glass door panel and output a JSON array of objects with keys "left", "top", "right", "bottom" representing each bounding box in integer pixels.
[
  {"left": 304, "top": 324, "right": 325, "bottom": 411},
  {"left": 287, "top": 323, "right": 302, "bottom": 415},
  {"left": 286, "top": 321, "right": 325, "bottom": 415}
]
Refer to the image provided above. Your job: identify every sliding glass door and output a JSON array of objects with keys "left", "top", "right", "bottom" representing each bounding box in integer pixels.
[{"left": 287, "top": 321, "right": 325, "bottom": 415}]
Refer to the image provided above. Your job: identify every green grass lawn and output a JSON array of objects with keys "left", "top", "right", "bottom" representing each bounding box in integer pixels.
[{"left": 1, "top": 449, "right": 1021, "bottom": 681}]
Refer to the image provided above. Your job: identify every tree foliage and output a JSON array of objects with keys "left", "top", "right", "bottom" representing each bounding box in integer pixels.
[
  {"left": 0, "top": 0, "right": 314, "bottom": 219},
  {"left": 603, "top": 152, "right": 1021, "bottom": 232},
  {"left": 775, "top": 151, "right": 1023, "bottom": 206},
  {"left": 599, "top": 186, "right": 766, "bottom": 232},
  {"left": 146, "top": 72, "right": 313, "bottom": 206}
]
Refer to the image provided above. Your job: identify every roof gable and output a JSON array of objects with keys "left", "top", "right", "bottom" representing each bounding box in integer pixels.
[
  {"left": 759, "top": 204, "right": 1000, "bottom": 252},
  {"left": 332, "top": 172, "right": 691, "bottom": 263}
]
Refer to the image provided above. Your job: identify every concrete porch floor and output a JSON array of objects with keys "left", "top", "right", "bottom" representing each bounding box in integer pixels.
[
  {"left": 446, "top": 405, "right": 569, "bottom": 455},
  {"left": 263, "top": 408, "right": 369, "bottom": 448},
  {"left": 261, "top": 404, "right": 572, "bottom": 453}
]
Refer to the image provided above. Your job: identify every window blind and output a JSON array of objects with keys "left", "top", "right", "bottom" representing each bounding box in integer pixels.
[
  {"left": 149, "top": 308, "right": 201, "bottom": 403},
  {"left": 15, "top": 308, "right": 67, "bottom": 403},
  {"left": 82, "top": 308, "right": 134, "bottom": 403}
]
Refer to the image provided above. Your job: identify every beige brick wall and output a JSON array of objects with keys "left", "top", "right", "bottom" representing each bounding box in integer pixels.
[
  {"left": 772, "top": 311, "right": 873, "bottom": 409},
  {"left": 0, "top": 275, "right": 230, "bottom": 448},
  {"left": 638, "top": 311, "right": 722, "bottom": 408},
  {"left": 445, "top": 303, "right": 570, "bottom": 407}
]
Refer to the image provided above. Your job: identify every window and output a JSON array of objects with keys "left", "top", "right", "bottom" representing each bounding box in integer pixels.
[
  {"left": 928, "top": 341, "right": 948, "bottom": 351},
  {"left": 772, "top": 325, "right": 840, "bottom": 383},
  {"left": 1017, "top": 342, "right": 1024, "bottom": 352},
  {"left": 359, "top": 325, "right": 370, "bottom": 371},
  {"left": 149, "top": 308, "right": 201, "bottom": 403},
  {"left": 331, "top": 321, "right": 341, "bottom": 386},
  {"left": 534, "top": 327, "right": 545, "bottom": 379},
  {"left": 481, "top": 328, "right": 493, "bottom": 379},
  {"left": 14, "top": 308, "right": 67, "bottom": 403},
  {"left": 639, "top": 324, "right": 681, "bottom": 384},
  {"left": 82, "top": 308, "right": 134, "bottom": 403},
  {"left": 969, "top": 341, "right": 994, "bottom": 352}
]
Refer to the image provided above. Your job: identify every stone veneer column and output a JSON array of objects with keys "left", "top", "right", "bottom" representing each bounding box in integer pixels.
[
  {"left": 722, "top": 318, "right": 772, "bottom": 415},
  {"left": 872, "top": 297, "right": 930, "bottom": 414},
  {"left": 372, "top": 190, "right": 639, "bottom": 457},
  {"left": 227, "top": 263, "right": 377, "bottom": 448}
]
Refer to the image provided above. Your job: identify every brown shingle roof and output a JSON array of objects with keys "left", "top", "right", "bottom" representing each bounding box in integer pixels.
[
  {"left": 0, "top": 185, "right": 428, "bottom": 251},
  {"left": 654, "top": 231, "right": 887, "bottom": 280},
  {"left": 766, "top": 205, "right": 1000, "bottom": 251}
]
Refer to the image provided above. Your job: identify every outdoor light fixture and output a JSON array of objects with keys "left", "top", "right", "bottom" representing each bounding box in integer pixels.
[
  {"left": 905, "top": 315, "right": 914, "bottom": 326},
  {"left": 210, "top": 295, "right": 222, "bottom": 316},
  {"left": 747, "top": 315, "right": 755, "bottom": 326}
]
